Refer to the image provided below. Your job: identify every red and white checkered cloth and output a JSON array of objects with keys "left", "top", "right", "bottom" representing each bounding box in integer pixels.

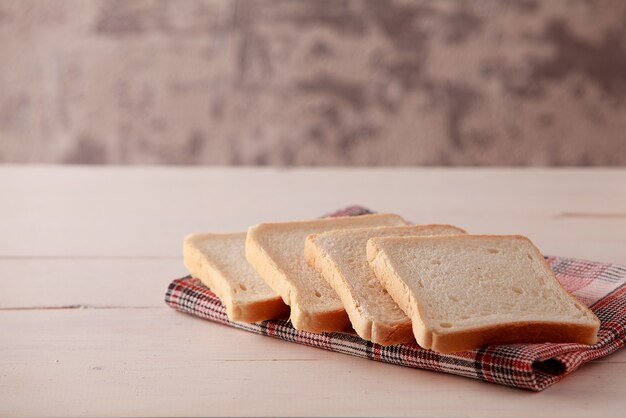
[{"left": 165, "top": 206, "right": 626, "bottom": 391}]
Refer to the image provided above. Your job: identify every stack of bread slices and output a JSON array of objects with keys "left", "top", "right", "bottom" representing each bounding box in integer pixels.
[{"left": 184, "top": 213, "right": 600, "bottom": 353}]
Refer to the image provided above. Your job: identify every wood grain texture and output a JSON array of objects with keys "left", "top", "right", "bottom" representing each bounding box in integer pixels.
[
  {"left": 1, "top": 166, "right": 626, "bottom": 417},
  {"left": 1, "top": 308, "right": 626, "bottom": 418},
  {"left": 1, "top": 166, "right": 625, "bottom": 262},
  {"left": 0, "top": 259, "right": 181, "bottom": 309},
  {"left": 1, "top": 0, "right": 625, "bottom": 166}
]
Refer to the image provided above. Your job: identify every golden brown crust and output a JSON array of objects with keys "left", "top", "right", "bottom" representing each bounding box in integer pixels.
[
  {"left": 528, "top": 236, "right": 601, "bottom": 329},
  {"left": 371, "top": 321, "right": 415, "bottom": 346},
  {"left": 246, "top": 226, "right": 351, "bottom": 333},
  {"left": 432, "top": 320, "right": 599, "bottom": 353},
  {"left": 368, "top": 234, "right": 601, "bottom": 353},
  {"left": 184, "top": 233, "right": 289, "bottom": 323},
  {"left": 244, "top": 230, "right": 291, "bottom": 306},
  {"left": 422, "top": 224, "right": 468, "bottom": 234},
  {"left": 304, "top": 234, "right": 414, "bottom": 345},
  {"left": 250, "top": 213, "right": 408, "bottom": 230},
  {"left": 290, "top": 305, "right": 352, "bottom": 334},
  {"left": 231, "top": 297, "right": 290, "bottom": 323},
  {"left": 245, "top": 214, "right": 408, "bottom": 333},
  {"left": 367, "top": 240, "right": 432, "bottom": 347}
]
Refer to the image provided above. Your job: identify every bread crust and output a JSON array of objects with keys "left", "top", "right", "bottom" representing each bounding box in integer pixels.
[
  {"left": 184, "top": 233, "right": 289, "bottom": 323},
  {"left": 367, "top": 239, "right": 433, "bottom": 347},
  {"left": 245, "top": 214, "right": 407, "bottom": 333},
  {"left": 304, "top": 234, "right": 414, "bottom": 345},
  {"left": 247, "top": 213, "right": 408, "bottom": 231},
  {"left": 246, "top": 230, "right": 351, "bottom": 332},
  {"left": 229, "top": 298, "right": 290, "bottom": 323},
  {"left": 367, "top": 235, "right": 601, "bottom": 353},
  {"left": 431, "top": 320, "right": 599, "bottom": 353}
]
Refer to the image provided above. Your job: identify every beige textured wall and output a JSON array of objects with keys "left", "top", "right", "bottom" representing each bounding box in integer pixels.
[{"left": 1, "top": 0, "right": 625, "bottom": 165}]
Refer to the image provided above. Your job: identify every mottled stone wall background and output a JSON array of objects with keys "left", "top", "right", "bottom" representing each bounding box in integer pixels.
[{"left": 1, "top": 0, "right": 625, "bottom": 166}]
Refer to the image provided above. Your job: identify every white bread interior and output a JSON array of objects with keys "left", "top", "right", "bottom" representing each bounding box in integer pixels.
[
  {"left": 304, "top": 224, "right": 466, "bottom": 345},
  {"left": 367, "top": 234, "right": 600, "bottom": 353},
  {"left": 246, "top": 213, "right": 408, "bottom": 333},
  {"left": 184, "top": 233, "right": 289, "bottom": 323}
]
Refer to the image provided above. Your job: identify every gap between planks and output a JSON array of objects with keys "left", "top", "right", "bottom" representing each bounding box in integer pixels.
[
  {"left": 557, "top": 212, "right": 626, "bottom": 219},
  {"left": 0, "top": 306, "right": 621, "bottom": 364},
  {"left": 0, "top": 305, "right": 165, "bottom": 311},
  {"left": 0, "top": 255, "right": 182, "bottom": 260}
]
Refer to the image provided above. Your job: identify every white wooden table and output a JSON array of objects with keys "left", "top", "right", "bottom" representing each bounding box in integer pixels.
[{"left": 1, "top": 166, "right": 625, "bottom": 417}]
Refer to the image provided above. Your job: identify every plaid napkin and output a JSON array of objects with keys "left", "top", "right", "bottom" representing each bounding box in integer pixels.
[{"left": 165, "top": 206, "right": 626, "bottom": 391}]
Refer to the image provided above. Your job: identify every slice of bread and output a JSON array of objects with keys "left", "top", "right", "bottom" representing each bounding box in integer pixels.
[
  {"left": 184, "top": 233, "right": 289, "bottom": 323},
  {"left": 367, "top": 235, "right": 600, "bottom": 353},
  {"left": 305, "top": 225, "right": 466, "bottom": 345},
  {"left": 246, "top": 213, "right": 408, "bottom": 333}
]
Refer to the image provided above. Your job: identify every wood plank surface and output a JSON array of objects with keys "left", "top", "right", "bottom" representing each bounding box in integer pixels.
[
  {"left": 1, "top": 166, "right": 625, "bottom": 417},
  {"left": 1, "top": 166, "right": 625, "bottom": 262},
  {"left": 2, "top": 308, "right": 626, "bottom": 418},
  {"left": 0, "top": 259, "right": 181, "bottom": 309}
]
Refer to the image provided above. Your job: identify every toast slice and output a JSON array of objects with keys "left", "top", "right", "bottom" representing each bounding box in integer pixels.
[
  {"left": 305, "top": 225, "right": 466, "bottom": 345},
  {"left": 184, "top": 233, "right": 289, "bottom": 323},
  {"left": 246, "top": 213, "right": 408, "bottom": 333},
  {"left": 366, "top": 235, "right": 600, "bottom": 353}
]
